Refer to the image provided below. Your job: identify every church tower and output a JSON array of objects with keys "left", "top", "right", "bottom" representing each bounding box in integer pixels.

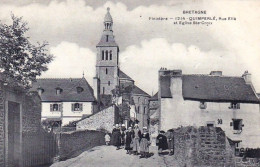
[{"left": 95, "top": 8, "right": 119, "bottom": 95}]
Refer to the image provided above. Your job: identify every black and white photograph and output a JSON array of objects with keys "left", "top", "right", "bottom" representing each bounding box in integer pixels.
[{"left": 0, "top": 0, "right": 260, "bottom": 166}]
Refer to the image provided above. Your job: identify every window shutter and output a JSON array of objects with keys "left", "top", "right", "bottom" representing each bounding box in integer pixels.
[
  {"left": 71, "top": 103, "right": 74, "bottom": 111},
  {"left": 58, "top": 104, "right": 61, "bottom": 111},
  {"left": 50, "top": 104, "right": 53, "bottom": 111},
  {"left": 79, "top": 103, "right": 83, "bottom": 111}
]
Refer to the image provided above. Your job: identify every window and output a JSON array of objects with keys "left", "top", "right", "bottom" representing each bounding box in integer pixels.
[
  {"left": 103, "top": 87, "right": 105, "bottom": 94},
  {"left": 106, "top": 50, "right": 108, "bottom": 60},
  {"left": 106, "top": 35, "right": 109, "bottom": 42},
  {"left": 72, "top": 103, "right": 83, "bottom": 111},
  {"left": 56, "top": 87, "right": 63, "bottom": 95},
  {"left": 229, "top": 102, "right": 240, "bottom": 109},
  {"left": 50, "top": 103, "right": 61, "bottom": 111},
  {"left": 102, "top": 51, "right": 104, "bottom": 60},
  {"left": 108, "top": 81, "right": 110, "bottom": 86},
  {"left": 106, "top": 68, "right": 108, "bottom": 74},
  {"left": 138, "top": 97, "right": 140, "bottom": 103},
  {"left": 110, "top": 51, "right": 112, "bottom": 60},
  {"left": 232, "top": 119, "right": 243, "bottom": 130},
  {"left": 199, "top": 101, "right": 207, "bottom": 109},
  {"left": 76, "top": 87, "right": 84, "bottom": 93},
  {"left": 144, "top": 106, "right": 146, "bottom": 114}
]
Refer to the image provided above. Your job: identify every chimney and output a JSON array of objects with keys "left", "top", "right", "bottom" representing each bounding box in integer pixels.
[
  {"left": 93, "top": 77, "right": 100, "bottom": 101},
  {"left": 210, "top": 71, "right": 222, "bottom": 76},
  {"left": 242, "top": 71, "right": 251, "bottom": 84}
]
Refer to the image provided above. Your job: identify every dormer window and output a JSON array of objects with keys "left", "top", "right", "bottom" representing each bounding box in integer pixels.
[
  {"left": 72, "top": 103, "right": 83, "bottom": 112},
  {"left": 229, "top": 102, "right": 240, "bottom": 109},
  {"left": 56, "top": 87, "right": 63, "bottom": 95},
  {"left": 76, "top": 87, "right": 84, "bottom": 93},
  {"left": 37, "top": 87, "right": 44, "bottom": 95},
  {"left": 199, "top": 101, "right": 207, "bottom": 109}
]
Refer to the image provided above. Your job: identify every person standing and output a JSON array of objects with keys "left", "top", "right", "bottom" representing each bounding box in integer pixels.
[
  {"left": 132, "top": 124, "right": 141, "bottom": 155},
  {"left": 139, "top": 127, "right": 150, "bottom": 158},
  {"left": 105, "top": 133, "right": 111, "bottom": 146},
  {"left": 114, "top": 124, "right": 121, "bottom": 150},
  {"left": 125, "top": 127, "right": 134, "bottom": 154},
  {"left": 120, "top": 128, "right": 125, "bottom": 147},
  {"left": 166, "top": 129, "right": 174, "bottom": 155},
  {"left": 156, "top": 130, "right": 168, "bottom": 155}
]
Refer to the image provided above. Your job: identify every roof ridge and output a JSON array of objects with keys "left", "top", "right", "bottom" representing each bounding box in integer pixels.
[
  {"left": 183, "top": 74, "right": 243, "bottom": 78},
  {"left": 37, "top": 78, "right": 83, "bottom": 80}
]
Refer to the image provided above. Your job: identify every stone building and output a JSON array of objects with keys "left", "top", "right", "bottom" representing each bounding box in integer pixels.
[
  {"left": 0, "top": 73, "right": 43, "bottom": 167},
  {"left": 92, "top": 8, "right": 150, "bottom": 129},
  {"left": 31, "top": 77, "right": 96, "bottom": 125},
  {"left": 158, "top": 68, "right": 260, "bottom": 148}
]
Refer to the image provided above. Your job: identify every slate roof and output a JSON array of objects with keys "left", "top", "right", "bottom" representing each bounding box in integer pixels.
[
  {"left": 150, "top": 92, "right": 158, "bottom": 101},
  {"left": 30, "top": 77, "right": 95, "bottom": 102},
  {"left": 104, "top": 8, "right": 113, "bottom": 22},
  {"left": 96, "top": 32, "right": 118, "bottom": 47},
  {"left": 118, "top": 69, "right": 134, "bottom": 81},
  {"left": 160, "top": 74, "right": 260, "bottom": 103},
  {"left": 132, "top": 85, "right": 150, "bottom": 97}
]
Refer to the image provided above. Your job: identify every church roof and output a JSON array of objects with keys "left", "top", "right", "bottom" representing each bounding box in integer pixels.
[
  {"left": 160, "top": 74, "right": 260, "bottom": 103},
  {"left": 132, "top": 85, "right": 150, "bottom": 97},
  {"left": 150, "top": 92, "right": 158, "bottom": 101},
  {"left": 104, "top": 8, "right": 113, "bottom": 22},
  {"left": 96, "top": 31, "right": 118, "bottom": 47},
  {"left": 118, "top": 69, "right": 134, "bottom": 81},
  {"left": 30, "top": 78, "right": 95, "bottom": 102}
]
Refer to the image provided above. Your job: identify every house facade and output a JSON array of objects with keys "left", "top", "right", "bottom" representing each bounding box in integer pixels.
[
  {"left": 93, "top": 8, "right": 150, "bottom": 129},
  {"left": 158, "top": 68, "right": 260, "bottom": 148},
  {"left": 31, "top": 77, "right": 96, "bottom": 125}
]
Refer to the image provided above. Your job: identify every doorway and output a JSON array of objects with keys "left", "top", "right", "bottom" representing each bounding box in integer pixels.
[{"left": 7, "top": 101, "right": 21, "bottom": 167}]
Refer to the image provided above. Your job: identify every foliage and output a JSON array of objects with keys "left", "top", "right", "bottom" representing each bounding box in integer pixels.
[{"left": 0, "top": 14, "right": 53, "bottom": 88}]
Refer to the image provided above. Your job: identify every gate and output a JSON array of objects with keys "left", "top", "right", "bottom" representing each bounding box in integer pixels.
[{"left": 22, "top": 131, "right": 58, "bottom": 167}]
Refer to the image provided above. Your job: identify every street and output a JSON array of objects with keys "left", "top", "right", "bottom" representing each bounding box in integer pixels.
[{"left": 50, "top": 145, "right": 178, "bottom": 167}]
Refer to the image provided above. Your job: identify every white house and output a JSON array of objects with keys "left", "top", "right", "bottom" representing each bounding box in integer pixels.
[
  {"left": 31, "top": 77, "right": 96, "bottom": 125},
  {"left": 158, "top": 69, "right": 260, "bottom": 148}
]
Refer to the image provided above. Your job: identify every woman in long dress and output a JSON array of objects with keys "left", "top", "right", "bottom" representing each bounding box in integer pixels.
[
  {"left": 139, "top": 127, "right": 150, "bottom": 158},
  {"left": 125, "top": 127, "right": 134, "bottom": 154}
]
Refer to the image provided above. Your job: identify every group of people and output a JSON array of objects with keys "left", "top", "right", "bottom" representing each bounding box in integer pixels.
[{"left": 104, "top": 124, "right": 174, "bottom": 158}]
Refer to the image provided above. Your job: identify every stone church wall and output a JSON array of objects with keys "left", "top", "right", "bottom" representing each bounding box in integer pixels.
[{"left": 76, "top": 105, "right": 119, "bottom": 132}]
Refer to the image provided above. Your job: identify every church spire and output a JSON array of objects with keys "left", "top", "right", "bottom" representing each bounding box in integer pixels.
[
  {"left": 104, "top": 7, "right": 113, "bottom": 31},
  {"left": 97, "top": 7, "right": 118, "bottom": 47}
]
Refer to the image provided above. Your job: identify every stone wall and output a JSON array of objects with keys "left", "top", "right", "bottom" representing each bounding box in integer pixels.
[
  {"left": 0, "top": 86, "right": 5, "bottom": 167},
  {"left": 59, "top": 130, "right": 105, "bottom": 160},
  {"left": 76, "top": 105, "right": 118, "bottom": 132},
  {"left": 22, "top": 93, "right": 42, "bottom": 133},
  {"left": 174, "top": 126, "right": 235, "bottom": 167},
  {"left": 235, "top": 157, "right": 260, "bottom": 167}
]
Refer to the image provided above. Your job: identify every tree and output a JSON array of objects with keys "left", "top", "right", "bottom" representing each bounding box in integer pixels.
[{"left": 0, "top": 14, "right": 53, "bottom": 88}]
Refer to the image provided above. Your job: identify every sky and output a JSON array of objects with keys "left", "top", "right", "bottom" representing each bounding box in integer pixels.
[{"left": 0, "top": 0, "right": 260, "bottom": 95}]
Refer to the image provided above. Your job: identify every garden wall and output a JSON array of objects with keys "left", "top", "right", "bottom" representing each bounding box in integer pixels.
[
  {"left": 58, "top": 130, "right": 105, "bottom": 160},
  {"left": 174, "top": 126, "right": 234, "bottom": 167}
]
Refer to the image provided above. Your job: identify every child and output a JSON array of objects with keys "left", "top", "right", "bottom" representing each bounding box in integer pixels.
[{"left": 105, "top": 133, "right": 111, "bottom": 145}]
